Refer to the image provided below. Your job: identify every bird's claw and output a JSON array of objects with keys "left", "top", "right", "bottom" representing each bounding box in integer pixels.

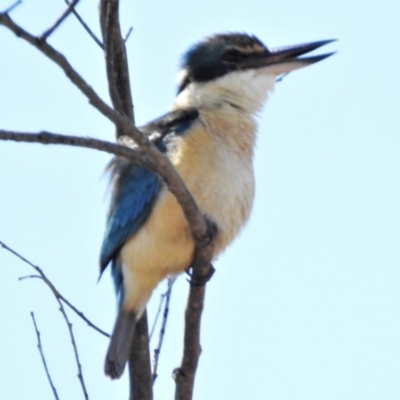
[
  {"left": 186, "top": 263, "right": 215, "bottom": 286},
  {"left": 194, "top": 218, "right": 218, "bottom": 247}
]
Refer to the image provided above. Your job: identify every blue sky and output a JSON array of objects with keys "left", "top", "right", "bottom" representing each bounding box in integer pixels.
[{"left": 1, "top": 0, "right": 399, "bottom": 399}]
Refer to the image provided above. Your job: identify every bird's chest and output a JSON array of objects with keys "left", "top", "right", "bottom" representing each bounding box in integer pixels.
[{"left": 169, "top": 120, "right": 256, "bottom": 254}]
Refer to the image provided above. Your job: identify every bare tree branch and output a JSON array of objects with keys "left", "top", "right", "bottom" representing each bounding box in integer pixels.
[
  {"left": 99, "top": 0, "right": 134, "bottom": 134},
  {"left": 0, "top": 241, "right": 90, "bottom": 398},
  {"left": 152, "top": 277, "right": 175, "bottom": 383},
  {"left": 129, "top": 313, "right": 153, "bottom": 400},
  {"left": 173, "top": 239, "right": 216, "bottom": 400},
  {"left": 0, "top": 130, "right": 155, "bottom": 171},
  {"left": 0, "top": 240, "right": 109, "bottom": 338},
  {"left": 64, "top": 0, "right": 103, "bottom": 48},
  {"left": 56, "top": 285, "right": 89, "bottom": 399},
  {"left": 30, "top": 312, "right": 60, "bottom": 400},
  {"left": 40, "top": 0, "right": 80, "bottom": 41},
  {"left": 149, "top": 285, "right": 168, "bottom": 341},
  {"left": 1, "top": 0, "right": 21, "bottom": 14}
]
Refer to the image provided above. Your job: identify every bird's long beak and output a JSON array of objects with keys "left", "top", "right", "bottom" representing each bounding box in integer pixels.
[{"left": 239, "top": 39, "right": 336, "bottom": 75}]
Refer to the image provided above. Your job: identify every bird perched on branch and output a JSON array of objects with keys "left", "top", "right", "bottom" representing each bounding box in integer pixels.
[{"left": 100, "top": 32, "right": 335, "bottom": 379}]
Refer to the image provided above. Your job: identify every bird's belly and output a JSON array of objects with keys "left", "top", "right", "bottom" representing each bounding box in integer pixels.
[
  {"left": 122, "top": 187, "right": 194, "bottom": 275},
  {"left": 175, "top": 147, "right": 255, "bottom": 256},
  {"left": 193, "top": 172, "right": 254, "bottom": 254}
]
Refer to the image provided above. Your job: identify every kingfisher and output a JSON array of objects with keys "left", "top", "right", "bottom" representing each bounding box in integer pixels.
[{"left": 100, "top": 33, "right": 335, "bottom": 379}]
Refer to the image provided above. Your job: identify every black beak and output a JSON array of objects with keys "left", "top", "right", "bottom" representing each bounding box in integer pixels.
[{"left": 239, "top": 39, "right": 336, "bottom": 73}]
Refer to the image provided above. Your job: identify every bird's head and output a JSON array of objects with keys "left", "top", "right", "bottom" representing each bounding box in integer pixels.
[{"left": 173, "top": 33, "right": 335, "bottom": 114}]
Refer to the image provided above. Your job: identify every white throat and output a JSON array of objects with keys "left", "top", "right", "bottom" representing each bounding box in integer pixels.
[{"left": 173, "top": 68, "right": 276, "bottom": 115}]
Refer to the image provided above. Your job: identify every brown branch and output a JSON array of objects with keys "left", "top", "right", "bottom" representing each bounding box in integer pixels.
[
  {"left": 152, "top": 278, "right": 175, "bottom": 383},
  {"left": 0, "top": 130, "right": 155, "bottom": 172},
  {"left": 99, "top": 0, "right": 134, "bottom": 134},
  {"left": 64, "top": 0, "right": 103, "bottom": 48},
  {"left": 40, "top": 0, "right": 80, "bottom": 41},
  {"left": 173, "top": 240, "right": 216, "bottom": 400},
  {"left": 30, "top": 312, "right": 60, "bottom": 400},
  {"left": 1, "top": 240, "right": 109, "bottom": 338},
  {"left": 129, "top": 312, "right": 153, "bottom": 400}
]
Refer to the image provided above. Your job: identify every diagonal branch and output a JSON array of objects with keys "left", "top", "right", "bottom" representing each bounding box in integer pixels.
[
  {"left": 54, "top": 282, "right": 89, "bottom": 399},
  {"left": 152, "top": 277, "right": 175, "bottom": 383},
  {"left": 124, "top": 27, "right": 133, "bottom": 43},
  {"left": 40, "top": 0, "right": 80, "bottom": 41},
  {"left": 30, "top": 312, "right": 60, "bottom": 400},
  {"left": 1, "top": 240, "right": 109, "bottom": 338},
  {"left": 64, "top": 0, "right": 103, "bottom": 48},
  {"left": 2, "top": 0, "right": 21, "bottom": 14},
  {"left": 149, "top": 285, "right": 168, "bottom": 341}
]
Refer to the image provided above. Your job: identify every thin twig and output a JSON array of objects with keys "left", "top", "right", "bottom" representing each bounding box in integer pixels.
[
  {"left": 124, "top": 26, "right": 133, "bottom": 43},
  {"left": 2, "top": 0, "right": 22, "bottom": 14},
  {"left": 59, "top": 296, "right": 109, "bottom": 337},
  {"left": 152, "top": 277, "right": 175, "bottom": 383},
  {"left": 0, "top": 241, "right": 90, "bottom": 398},
  {"left": 40, "top": 0, "right": 80, "bottom": 41},
  {"left": 64, "top": 0, "right": 103, "bottom": 48},
  {"left": 57, "top": 290, "right": 89, "bottom": 399},
  {"left": 0, "top": 240, "right": 110, "bottom": 338},
  {"left": 276, "top": 73, "right": 289, "bottom": 82},
  {"left": 19, "top": 274, "right": 42, "bottom": 280},
  {"left": 30, "top": 312, "right": 60, "bottom": 400},
  {"left": 149, "top": 290, "right": 167, "bottom": 341}
]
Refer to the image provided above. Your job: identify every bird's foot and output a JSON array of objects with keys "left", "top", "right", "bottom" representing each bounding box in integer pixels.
[
  {"left": 194, "top": 218, "right": 217, "bottom": 247},
  {"left": 186, "top": 263, "right": 215, "bottom": 286}
]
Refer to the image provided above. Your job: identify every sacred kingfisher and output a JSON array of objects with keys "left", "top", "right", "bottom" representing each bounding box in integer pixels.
[{"left": 100, "top": 33, "right": 335, "bottom": 378}]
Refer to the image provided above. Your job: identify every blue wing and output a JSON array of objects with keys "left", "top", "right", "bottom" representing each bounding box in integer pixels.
[
  {"left": 99, "top": 107, "right": 199, "bottom": 278},
  {"left": 100, "top": 161, "right": 161, "bottom": 273}
]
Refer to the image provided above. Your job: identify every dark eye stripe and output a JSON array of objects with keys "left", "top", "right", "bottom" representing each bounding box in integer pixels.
[{"left": 221, "top": 49, "right": 245, "bottom": 63}]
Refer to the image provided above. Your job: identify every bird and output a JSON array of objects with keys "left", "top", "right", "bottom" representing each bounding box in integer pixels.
[{"left": 99, "top": 32, "right": 335, "bottom": 379}]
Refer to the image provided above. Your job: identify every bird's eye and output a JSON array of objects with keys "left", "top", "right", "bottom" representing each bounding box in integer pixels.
[{"left": 220, "top": 49, "right": 244, "bottom": 63}]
